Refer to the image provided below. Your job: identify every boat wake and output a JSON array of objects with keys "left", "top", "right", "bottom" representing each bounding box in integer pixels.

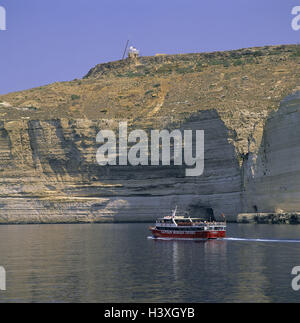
[
  {"left": 223, "top": 237, "right": 300, "bottom": 243},
  {"left": 148, "top": 236, "right": 300, "bottom": 243}
]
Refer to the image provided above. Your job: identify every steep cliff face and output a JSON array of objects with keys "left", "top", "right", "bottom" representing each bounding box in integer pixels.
[
  {"left": 0, "top": 44, "right": 300, "bottom": 223},
  {"left": 243, "top": 91, "right": 300, "bottom": 214},
  {"left": 0, "top": 111, "right": 241, "bottom": 222}
]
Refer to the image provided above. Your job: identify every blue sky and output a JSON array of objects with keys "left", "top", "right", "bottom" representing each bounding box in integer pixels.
[{"left": 0, "top": 0, "right": 300, "bottom": 94}]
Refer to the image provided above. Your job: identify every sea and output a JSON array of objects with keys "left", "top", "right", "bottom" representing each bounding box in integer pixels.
[{"left": 0, "top": 222, "right": 300, "bottom": 303}]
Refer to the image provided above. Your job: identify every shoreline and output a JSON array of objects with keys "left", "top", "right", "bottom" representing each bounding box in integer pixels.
[
  {"left": 237, "top": 212, "right": 300, "bottom": 224},
  {"left": 0, "top": 216, "right": 299, "bottom": 225}
]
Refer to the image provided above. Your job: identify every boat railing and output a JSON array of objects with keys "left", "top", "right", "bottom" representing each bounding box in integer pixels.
[
  {"left": 156, "top": 220, "right": 226, "bottom": 227},
  {"left": 176, "top": 222, "right": 193, "bottom": 226}
]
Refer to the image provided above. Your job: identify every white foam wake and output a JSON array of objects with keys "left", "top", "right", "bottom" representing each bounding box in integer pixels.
[
  {"left": 148, "top": 236, "right": 300, "bottom": 243},
  {"left": 224, "top": 237, "right": 300, "bottom": 243}
]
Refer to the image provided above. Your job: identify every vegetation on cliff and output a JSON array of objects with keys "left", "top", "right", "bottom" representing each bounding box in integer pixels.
[{"left": 1, "top": 44, "right": 300, "bottom": 159}]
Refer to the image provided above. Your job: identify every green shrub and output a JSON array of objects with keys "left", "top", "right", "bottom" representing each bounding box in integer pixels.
[
  {"left": 233, "top": 59, "right": 243, "bottom": 66},
  {"left": 291, "top": 50, "right": 300, "bottom": 57},
  {"left": 210, "top": 59, "right": 223, "bottom": 65},
  {"left": 252, "top": 50, "right": 264, "bottom": 57},
  {"left": 156, "top": 65, "right": 173, "bottom": 74},
  {"left": 245, "top": 57, "right": 255, "bottom": 64},
  {"left": 126, "top": 72, "right": 144, "bottom": 78},
  {"left": 175, "top": 66, "right": 194, "bottom": 74},
  {"left": 145, "top": 90, "right": 154, "bottom": 95},
  {"left": 230, "top": 52, "right": 242, "bottom": 59},
  {"left": 71, "top": 94, "right": 81, "bottom": 100}
]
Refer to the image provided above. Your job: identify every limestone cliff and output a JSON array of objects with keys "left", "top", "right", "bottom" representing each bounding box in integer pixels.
[
  {"left": 0, "top": 44, "right": 300, "bottom": 223},
  {"left": 243, "top": 91, "right": 300, "bottom": 214}
]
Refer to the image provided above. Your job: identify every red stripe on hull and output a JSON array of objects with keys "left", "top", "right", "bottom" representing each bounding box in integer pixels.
[{"left": 150, "top": 228, "right": 226, "bottom": 240}]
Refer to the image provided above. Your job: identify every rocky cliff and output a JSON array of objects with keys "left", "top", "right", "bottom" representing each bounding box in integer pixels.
[
  {"left": 242, "top": 91, "right": 300, "bottom": 213},
  {"left": 0, "top": 44, "right": 300, "bottom": 223}
]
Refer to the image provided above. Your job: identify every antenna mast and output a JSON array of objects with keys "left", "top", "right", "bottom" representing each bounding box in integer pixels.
[
  {"left": 172, "top": 205, "right": 177, "bottom": 218},
  {"left": 122, "top": 40, "right": 129, "bottom": 60}
]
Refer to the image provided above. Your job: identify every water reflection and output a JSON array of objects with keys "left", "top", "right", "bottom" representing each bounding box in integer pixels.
[{"left": 0, "top": 223, "right": 300, "bottom": 302}]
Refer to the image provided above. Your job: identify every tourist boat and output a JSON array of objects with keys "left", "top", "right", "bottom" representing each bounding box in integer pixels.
[{"left": 149, "top": 207, "right": 226, "bottom": 240}]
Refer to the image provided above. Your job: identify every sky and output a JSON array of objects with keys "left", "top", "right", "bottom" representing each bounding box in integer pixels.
[{"left": 0, "top": 0, "right": 300, "bottom": 94}]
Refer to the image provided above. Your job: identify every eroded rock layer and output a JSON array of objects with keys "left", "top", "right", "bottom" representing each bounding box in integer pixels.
[
  {"left": 0, "top": 111, "right": 241, "bottom": 222},
  {"left": 0, "top": 45, "right": 300, "bottom": 223},
  {"left": 243, "top": 91, "right": 300, "bottom": 215}
]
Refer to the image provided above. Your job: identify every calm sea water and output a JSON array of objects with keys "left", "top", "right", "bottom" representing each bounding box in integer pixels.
[{"left": 0, "top": 223, "right": 300, "bottom": 303}]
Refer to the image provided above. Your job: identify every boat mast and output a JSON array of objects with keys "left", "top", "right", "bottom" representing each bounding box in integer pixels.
[
  {"left": 172, "top": 205, "right": 177, "bottom": 218},
  {"left": 172, "top": 206, "right": 178, "bottom": 226}
]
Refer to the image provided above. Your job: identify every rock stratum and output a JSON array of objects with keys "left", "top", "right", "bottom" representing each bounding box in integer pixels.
[{"left": 1, "top": 44, "right": 300, "bottom": 223}]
